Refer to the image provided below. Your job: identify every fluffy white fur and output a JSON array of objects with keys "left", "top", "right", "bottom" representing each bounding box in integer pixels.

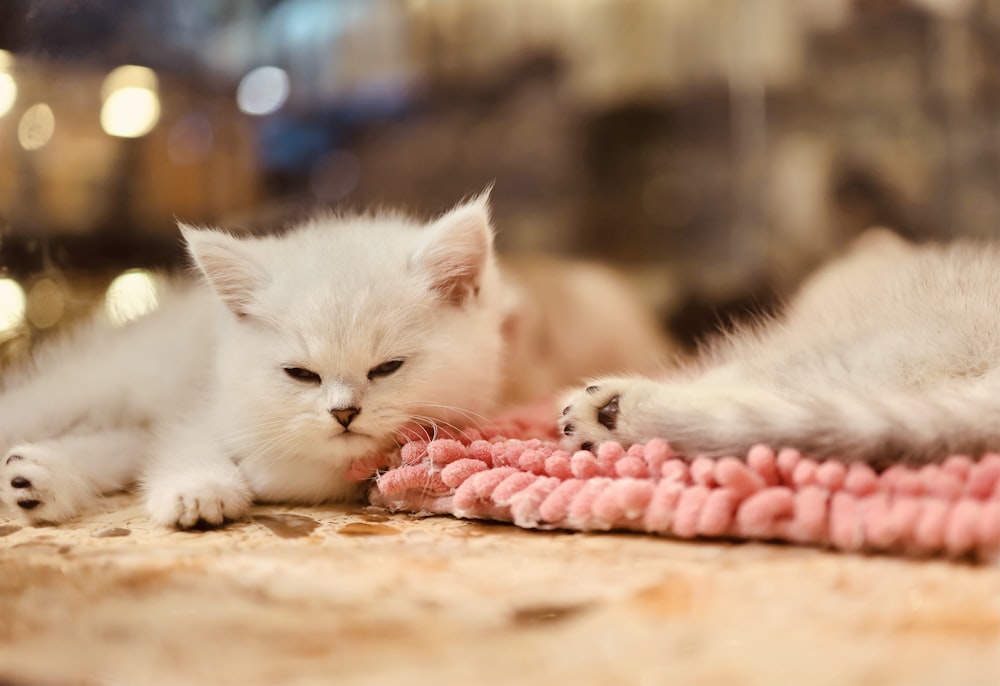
[
  {"left": 562, "top": 230, "right": 1000, "bottom": 466},
  {"left": 0, "top": 194, "right": 506, "bottom": 528}
]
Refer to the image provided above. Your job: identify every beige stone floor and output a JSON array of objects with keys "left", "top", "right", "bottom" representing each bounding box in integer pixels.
[{"left": 1, "top": 493, "right": 999, "bottom": 686}]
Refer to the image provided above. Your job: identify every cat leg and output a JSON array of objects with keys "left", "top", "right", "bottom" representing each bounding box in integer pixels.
[
  {"left": 142, "top": 418, "right": 252, "bottom": 529},
  {"left": 559, "top": 376, "right": 807, "bottom": 457},
  {"left": 0, "top": 429, "right": 147, "bottom": 524}
]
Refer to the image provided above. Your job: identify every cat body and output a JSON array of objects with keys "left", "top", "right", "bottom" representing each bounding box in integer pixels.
[
  {"left": 0, "top": 194, "right": 669, "bottom": 527},
  {"left": 562, "top": 231, "right": 1000, "bottom": 466}
]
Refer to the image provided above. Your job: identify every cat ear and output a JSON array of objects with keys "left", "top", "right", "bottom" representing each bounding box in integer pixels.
[
  {"left": 180, "top": 224, "right": 269, "bottom": 318},
  {"left": 414, "top": 190, "right": 494, "bottom": 305}
]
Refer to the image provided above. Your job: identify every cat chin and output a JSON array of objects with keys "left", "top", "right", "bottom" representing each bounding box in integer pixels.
[
  {"left": 325, "top": 434, "right": 383, "bottom": 458},
  {"left": 328, "top": 429, "right": 374, "bottom": 442},
  {"left": 333, "top": 432, "right": 395, "bottom": 458},
  {"left": 240, "top": 457, "right": 370, "bottom": 504},
  {"left": 310, "top": 436, "right": 381, "bottom": 460},
  {"left": 238, "top": 429, "right": 390, "bottom": 503}
]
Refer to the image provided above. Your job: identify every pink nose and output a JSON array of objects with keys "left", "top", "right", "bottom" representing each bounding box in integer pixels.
[{"left": 330, "top": 406, "right": 360, "bottom": 428}]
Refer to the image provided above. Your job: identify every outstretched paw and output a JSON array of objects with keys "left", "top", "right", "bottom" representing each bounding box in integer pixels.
[
  {"left": 0, "top": 445, "right": 91, "bottom": 524},
  {"left": 558, "top": 377, "right": 658, "bottom": 452},
  {"left": 144, "top": 472, "right": 252, "bottom": 529}
]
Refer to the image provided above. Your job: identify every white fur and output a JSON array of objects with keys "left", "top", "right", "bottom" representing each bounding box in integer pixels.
[
  {"left": 562, "top": 234, "right": 1000, "bottom": 466},
  {"left": 0, "top": 194, "right": 505, "bottom": 527}
]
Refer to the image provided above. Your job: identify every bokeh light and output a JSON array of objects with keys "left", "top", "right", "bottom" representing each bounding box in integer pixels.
[
  {"left": 26, "top": 278, "right": 65, "bottom": 329},
  {"left": 100, "top": 65, "right": 160, "bottom": 138},
  {"left": 101, "top": 65, "right": 158, "bottom": 100},
  {"left": 236, "top": 66, "right": 290, "bottom": 116},
  {"left": 101, "top": 87, "right": 161, "bottom": 138},
  {"left": 17, "top": 103, "right": 55, "bottom": 151},
  {"left": 0, "top": 74, "right": 16, "bottom": 119},
  {"left": 0, "top": 278, "right": 26, "bottom": 334},
  {"left": 0, "top": 50, "right": 16, "bottom": 119},
  {"left": 0, "top": 73, "right": 15, "bottom": 120},
  {"left": 105, "top": 270, "right": 159, "bottom": 326}
]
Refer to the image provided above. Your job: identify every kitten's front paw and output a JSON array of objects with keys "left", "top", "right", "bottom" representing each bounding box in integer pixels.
[
  {"left": 0, "top": 445, "right": 90, "bottom": 524},
  {"left": 558, "top": 377, "right": 658, "bottom": 451},
  {"left": 144, "top": 472, "right": 252, "bottom": 529}
]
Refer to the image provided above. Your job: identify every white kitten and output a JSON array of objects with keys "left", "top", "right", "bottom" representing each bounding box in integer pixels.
[
  {"left": 0, "top": 193, "right": 506, "bottom": 527},
  {"left": 561, "top": 230, "right": 1000, "bottom": 466}
]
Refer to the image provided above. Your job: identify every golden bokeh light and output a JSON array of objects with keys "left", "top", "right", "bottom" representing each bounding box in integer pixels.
[
  {"left": 101, "top": 65, "right": 158, "bottom": 100},
  {"left": 0, "top": 73, "right": 16, "bottom": 119},
  {"left": 26, "top": 278, "right": 65, "bottom": 330},
  {"left": 101, "top": 87, "right": 161, "bottom": 138},
  {"left": 105, "top": 270, "right": 159, "bottom": 326},
  {"left": 17, "top": 103, "right": 55, "bottom": 151},
  {"left": 100, "top": 65, "right": 161, "bottom": 138},
  {"left": 0, "top": 278, "right": 26, "bottom": 334}
]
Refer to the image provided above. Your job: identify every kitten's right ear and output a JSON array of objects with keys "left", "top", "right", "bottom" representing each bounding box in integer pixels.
[
  {"left": 413, "top": 190, "right": 494, "bottom": 305},
  {"left": 180, "top": 224, "right": 269, "bottom": 318}
]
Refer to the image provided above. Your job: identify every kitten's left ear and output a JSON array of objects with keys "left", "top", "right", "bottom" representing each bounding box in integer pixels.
[
  {"left": 180, "top": 223, "right": 269, "bottom": 318},
  {"left": 413, "top": 190, "right": 494, "bottom": 305}
]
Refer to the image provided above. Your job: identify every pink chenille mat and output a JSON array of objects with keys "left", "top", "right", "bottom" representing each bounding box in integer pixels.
[{"left": 361, "top": 400, "right": 1000, "bottom": 559}]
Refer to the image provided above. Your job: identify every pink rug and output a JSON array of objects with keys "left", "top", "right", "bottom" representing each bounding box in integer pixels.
[{"left": 362, "top": 401, "right": 1000, "bottom": 559}]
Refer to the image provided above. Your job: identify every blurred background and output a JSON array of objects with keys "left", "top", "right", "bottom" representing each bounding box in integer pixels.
[{"left": 0, "top": 0, "right": 996, "bottom": 362}]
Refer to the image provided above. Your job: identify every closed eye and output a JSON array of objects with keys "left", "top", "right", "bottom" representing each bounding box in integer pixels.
[
  {"left": 283, "top": 366, "right": 322, "bottom": 384},
  {"left": 367, "top": 359, "right": 404, "bottom": 380}
]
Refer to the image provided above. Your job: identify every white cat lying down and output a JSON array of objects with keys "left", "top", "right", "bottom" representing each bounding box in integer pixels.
[
  {"left": 0, "top": 193, "right": 667, "bottom": 528},
  {"left": 560, "top": 230, "right": 1000, "bottom": 467}
]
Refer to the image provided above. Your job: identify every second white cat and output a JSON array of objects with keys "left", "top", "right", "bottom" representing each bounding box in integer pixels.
[{"left": 561, "top": 231, "right": 1000, "bottom": 467}]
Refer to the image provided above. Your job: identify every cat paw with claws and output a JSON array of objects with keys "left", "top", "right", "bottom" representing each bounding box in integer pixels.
[
  {"left": 0, "top": 445, "right": 91, "bottom": 524},
  {"left": 144, "top": 471, "right": 252, "bottom": 529},
  {"left": 559, "top": 377, "right": 661, "bottom": 451}
]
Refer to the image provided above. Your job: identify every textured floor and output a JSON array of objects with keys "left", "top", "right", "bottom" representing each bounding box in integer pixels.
[{"left": 2, "top": 493, "right": 999, "bottom": 686}]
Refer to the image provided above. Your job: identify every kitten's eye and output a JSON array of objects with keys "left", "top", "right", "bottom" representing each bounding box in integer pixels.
[
  {"left": 367, "top": 359, "right": 404, "bottom": 380},
  {"left": 283, "top": 366, "right": 321, "bottom": 384}
]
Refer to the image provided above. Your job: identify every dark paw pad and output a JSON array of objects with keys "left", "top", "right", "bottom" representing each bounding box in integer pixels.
[
  {"left": 17, "top": 499, "right": 41, "bottom": 510},
  {"left": 10, "top": 476, "right": 31, "bottom": 489},
  {"left": 596, "top": 395, "right": 621, "bottom": 431}
]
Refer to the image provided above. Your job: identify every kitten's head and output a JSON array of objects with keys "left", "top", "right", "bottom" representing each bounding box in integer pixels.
[{"left": 181, "top": 192, "right": 504, "bottom": 476}]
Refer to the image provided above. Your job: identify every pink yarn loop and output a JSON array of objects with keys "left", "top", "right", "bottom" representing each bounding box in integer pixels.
[{"left": 368, "top": 406, "right": 1000, "bottom": 559}]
